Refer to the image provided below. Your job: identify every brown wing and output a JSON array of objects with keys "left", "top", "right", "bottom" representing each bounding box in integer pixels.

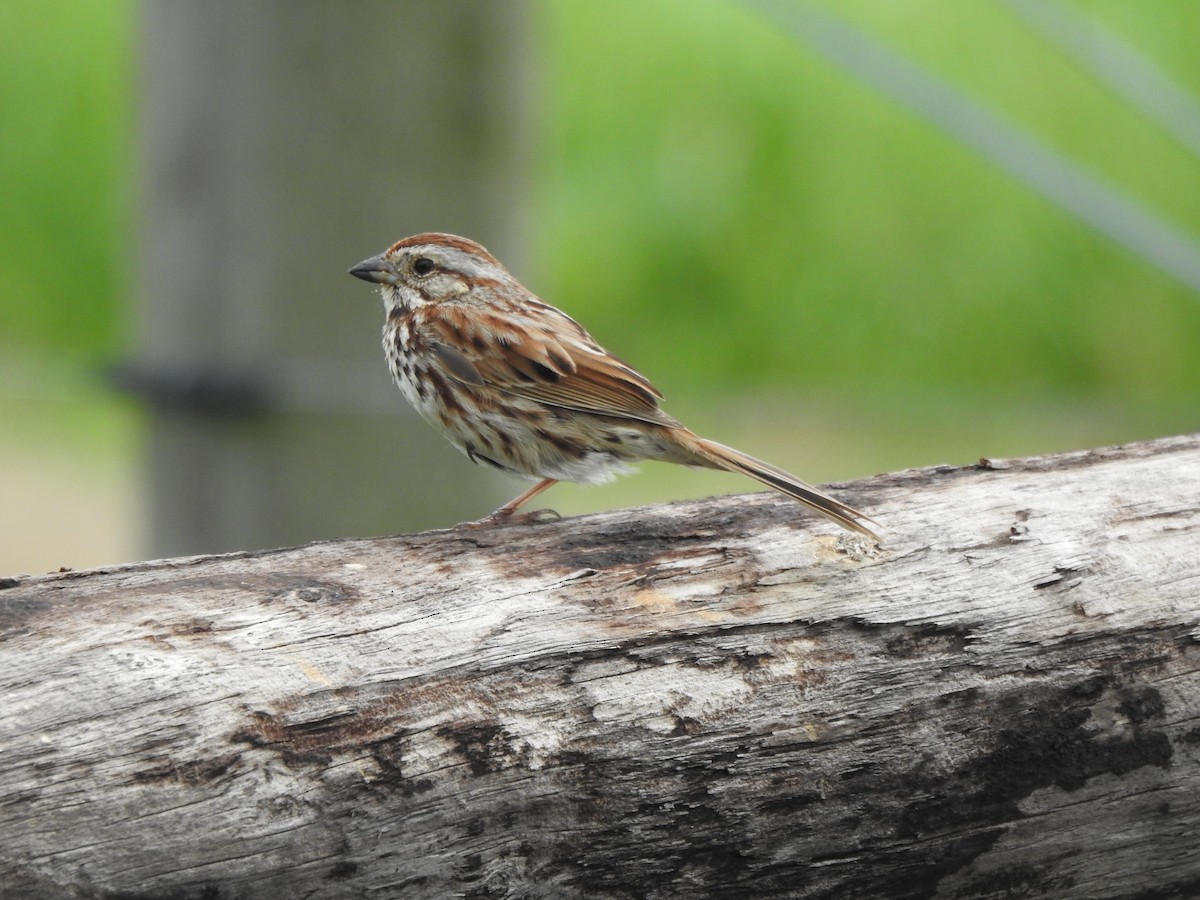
[{"left": 416, "top": 300, "right": 679, "bottom": 428}]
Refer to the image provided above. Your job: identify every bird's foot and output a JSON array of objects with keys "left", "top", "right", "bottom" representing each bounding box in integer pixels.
[{"left": 462, "top": 507, "right": 562, "bottom": 528}]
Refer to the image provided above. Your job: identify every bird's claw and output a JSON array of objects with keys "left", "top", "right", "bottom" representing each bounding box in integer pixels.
[{"left": 462, "top": 507, "right": 562, "bottom": 528}]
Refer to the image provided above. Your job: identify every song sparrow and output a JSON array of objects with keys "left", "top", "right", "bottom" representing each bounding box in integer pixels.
[{"left": 349, "top": 233, "right": 879, "bottom": 539}]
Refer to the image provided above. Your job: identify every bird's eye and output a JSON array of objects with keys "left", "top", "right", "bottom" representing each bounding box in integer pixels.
[{"left": 412, "top": 257, "right": 435, "bottom": 276}]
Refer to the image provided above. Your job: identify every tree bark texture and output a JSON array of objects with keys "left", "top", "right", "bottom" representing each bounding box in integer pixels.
[{"left": 2, "top": 434, "right": 1199, "bottom": 899}]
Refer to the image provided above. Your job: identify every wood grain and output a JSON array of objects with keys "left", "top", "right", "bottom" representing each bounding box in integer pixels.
[{"left": 2, "top": 434, "right": 1199, "bottom": 898}]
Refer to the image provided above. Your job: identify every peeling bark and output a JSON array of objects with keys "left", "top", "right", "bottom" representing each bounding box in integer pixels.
[{"left": 2, "top": 434, "right": 1199, "bottom": 899}]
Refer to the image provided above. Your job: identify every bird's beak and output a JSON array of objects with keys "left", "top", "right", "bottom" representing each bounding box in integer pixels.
[{"left": 348, "top": 253, "right": 397, "bottom": 285}]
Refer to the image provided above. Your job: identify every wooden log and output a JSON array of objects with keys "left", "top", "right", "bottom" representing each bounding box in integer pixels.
[{"left": 2, "top": 434, "right": 1199, "bottom": 899}]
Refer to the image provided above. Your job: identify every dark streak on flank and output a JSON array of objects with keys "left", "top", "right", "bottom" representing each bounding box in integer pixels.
[
  {"left": 541, "top": 429, "right": 584, "bottom": 459},
  {"left": 426, "top": 369, "right": 464, "bottom": 417},
  {"left": 495, "top": 428, "right": 516, "bottom": 458}
]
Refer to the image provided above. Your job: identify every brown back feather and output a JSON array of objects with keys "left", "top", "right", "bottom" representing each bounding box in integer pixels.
[{"left": 418, "top": 302, "right": 679, "bottom": 428}]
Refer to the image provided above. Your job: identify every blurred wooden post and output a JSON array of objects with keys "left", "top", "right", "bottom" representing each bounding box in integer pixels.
[{"left": 133, "top": 1, "right": 527, "bottom": 558}]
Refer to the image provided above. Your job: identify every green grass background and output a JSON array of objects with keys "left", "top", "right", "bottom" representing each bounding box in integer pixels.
[
  {"left": 532, "top": 0, "right": 1200, "bottom": 403},
  {"left": 2, "top": 0, "right": 1198, "bottom": 571}
]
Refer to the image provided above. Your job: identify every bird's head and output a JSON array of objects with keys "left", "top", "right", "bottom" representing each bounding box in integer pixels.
[{"left": 349, "top": 232, "right": 511, "bottom": 314}]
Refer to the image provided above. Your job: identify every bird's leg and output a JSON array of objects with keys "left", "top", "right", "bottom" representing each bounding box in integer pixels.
[
  {"left": 467, "top": 478, "right": 560, "bottom": 526},
  {"left": 494, "top": 478, "right": 559, "bottom": 517}
]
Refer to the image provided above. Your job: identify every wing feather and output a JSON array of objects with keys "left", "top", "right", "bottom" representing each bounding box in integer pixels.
[{"left": 417, "top": 301, "right": 678, "bottom": 427}]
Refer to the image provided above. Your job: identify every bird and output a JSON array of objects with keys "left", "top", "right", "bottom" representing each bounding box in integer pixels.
[{"left": 349, "top": 233, "right": 879, "bottom": 539}]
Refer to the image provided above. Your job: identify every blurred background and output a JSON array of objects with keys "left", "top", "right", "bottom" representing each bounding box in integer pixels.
[{"left": 2, "top": 0, "right": 1197, "bottom": 575}]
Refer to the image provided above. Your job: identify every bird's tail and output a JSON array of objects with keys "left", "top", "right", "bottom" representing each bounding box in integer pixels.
[{"left": 680, "top": 433, "right": 881, "bottom": 541}]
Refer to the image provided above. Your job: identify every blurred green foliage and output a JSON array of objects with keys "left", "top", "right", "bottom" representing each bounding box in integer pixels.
[
  {"left": 531, "top": 0, "right": 1200, "bottom": 414},
  {"left": 0, "top": 0, "right": 134, "bottom": 357},
  {"left": 3, "top": 0, "right": 1197, "bottom": 414}
]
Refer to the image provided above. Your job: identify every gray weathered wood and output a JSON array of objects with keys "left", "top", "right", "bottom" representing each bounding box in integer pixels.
[{"left": 2, "top": 434, "right": 1199, "bottom": 898}]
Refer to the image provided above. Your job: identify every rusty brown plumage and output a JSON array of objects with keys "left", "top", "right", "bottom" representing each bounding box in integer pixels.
[{"left": 349, "top": 233, "right": 879, "bottom": 539}]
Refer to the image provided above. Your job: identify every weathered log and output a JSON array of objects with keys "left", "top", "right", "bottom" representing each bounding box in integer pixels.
[{"left": 2, "top": 434, "right": 1199, "bottom": 899}]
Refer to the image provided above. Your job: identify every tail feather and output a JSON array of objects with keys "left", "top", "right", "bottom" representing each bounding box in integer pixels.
[{"left": 685, "top": 435, "right": 881, "bottom": 541}]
